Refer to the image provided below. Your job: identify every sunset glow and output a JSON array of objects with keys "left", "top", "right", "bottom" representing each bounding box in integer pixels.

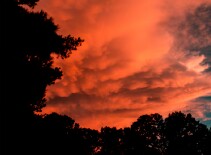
[{"left": 36, "top": 0, "right": 211, "bottom": 130}]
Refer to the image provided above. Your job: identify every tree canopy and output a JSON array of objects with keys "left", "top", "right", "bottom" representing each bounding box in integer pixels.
[
  {"left": 6, "top": 0, "right": 83, "bottom": 113},
  {"left": 5, "top": 0, "right": 83, "bottom": 153},
  {"left": 8, "top": 111, "right": 209, "bottom": 155}
]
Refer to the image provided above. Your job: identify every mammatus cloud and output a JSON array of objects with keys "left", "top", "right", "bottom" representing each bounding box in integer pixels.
[{"left": 36, "top": 0, "right": 211, "bottom": 129}]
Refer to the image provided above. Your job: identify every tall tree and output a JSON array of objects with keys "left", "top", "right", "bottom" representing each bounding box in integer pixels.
[
  {"left": 130, "top": 113, "right": 164, "bottom": 155},
  {"left": 164, "top": 111, "right": 210, "bottom": 155},
  {"left": 6, "top": 0, "right": 83, "bottom": 113},
  {"left": 4, "top": 0, "right": 83, "bottom": 154}
]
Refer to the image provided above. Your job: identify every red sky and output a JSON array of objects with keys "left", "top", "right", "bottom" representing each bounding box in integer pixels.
[{"left": 36, "top": 0, "right": 211, "bottom": 130}]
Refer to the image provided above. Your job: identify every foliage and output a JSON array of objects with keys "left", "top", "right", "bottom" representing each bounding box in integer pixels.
[
  {"left": 5, "top": 1, "right": 83, "bottom": 154},
  {"left": 6, "top": 0, "right": 83, "bottom": 113},
  {"left": 20, "top": 111, "right": 211, "bottom": 155}
]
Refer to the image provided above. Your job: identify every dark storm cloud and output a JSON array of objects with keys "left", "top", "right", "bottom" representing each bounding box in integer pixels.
[
  {"left": 168, "top": 3, "right": 211, "bottom": 72},
  {"left": 184, "top": 95, "right": 211, "bottom": 127}
]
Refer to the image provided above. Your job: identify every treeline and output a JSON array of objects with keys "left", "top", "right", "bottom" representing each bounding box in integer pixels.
[{"left": 6, "top": 111, "right": 211, "bottom": 155}]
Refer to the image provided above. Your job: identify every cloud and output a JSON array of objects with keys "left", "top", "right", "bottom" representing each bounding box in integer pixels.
[
  {"left": 164, "top": 3, "right": 211, "bottom": 72},
  {"left": 183, "top": 95, "right": 211, "bottom": 127},
  {"left": 36, "top": 0, "right": 211, "bottom": 129}
]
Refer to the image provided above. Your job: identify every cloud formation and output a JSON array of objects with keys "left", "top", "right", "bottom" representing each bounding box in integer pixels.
[{"left": 36, "top": 0, "right": 211, "bottom": 129}]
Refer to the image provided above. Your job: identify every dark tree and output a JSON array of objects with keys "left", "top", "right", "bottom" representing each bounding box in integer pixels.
[
  {"left": 120, "top": 112, "right": 210, "bottom": 155},
  {"left": 4, "top": 0, "right": 83, "bottom": 154},
  {"left": 6, "top": 0, "right": 83, "bottom": 113},
  {"left": 76, "top": 128, "right": 101, "bottom": 155},
  {"left": 31, "top": 113, "right": 100, "bottom": 155},
  {"left": 164, "top": 111, "right": 210, "bottom": 155},
  {"left": 30, "top": 113, "right": 77, "bottom": 154},
  {"left": 98, "top": 127, "right": 123, "bottom": 155},
  {"left": 129, "top": 113, "right": 164, "bottom": 155}
]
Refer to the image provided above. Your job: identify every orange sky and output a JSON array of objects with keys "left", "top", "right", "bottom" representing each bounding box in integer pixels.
[{"left": 36, "top": 0, "right": 211, "bottom": 130}]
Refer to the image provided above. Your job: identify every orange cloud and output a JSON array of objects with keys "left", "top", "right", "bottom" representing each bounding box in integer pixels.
[{"left": 36, "top": 0, "right": 211, "bottom": 130}]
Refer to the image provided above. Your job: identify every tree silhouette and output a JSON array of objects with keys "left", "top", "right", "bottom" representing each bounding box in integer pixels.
[
  {"left": 31, "top": 113, "right": 86, "bottom": 155},
  {"left": 6, "top": 0, "right": 83, "bottom": 113},
  {"left": 130, "top": 113, "right": 165, "bottom": 155},
  {"left": 164, "top": 111, "right": 210, "bottom": 155},
  {"left": 97, "top": 127, "right": 123, "bottom": 155},
  {"left": 75, "top": 128, "right": 100, "bottom": 155},
  {"left": 5, "top": 0, "right": 83, "bottom": 154},
  {"left": 29, "top": 113, "right": 100, "bottom": 155}
]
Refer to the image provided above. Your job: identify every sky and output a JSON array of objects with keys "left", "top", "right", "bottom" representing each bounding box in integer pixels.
[{"left": 36, "top": 0, "right": 211, "bottom": 130}]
